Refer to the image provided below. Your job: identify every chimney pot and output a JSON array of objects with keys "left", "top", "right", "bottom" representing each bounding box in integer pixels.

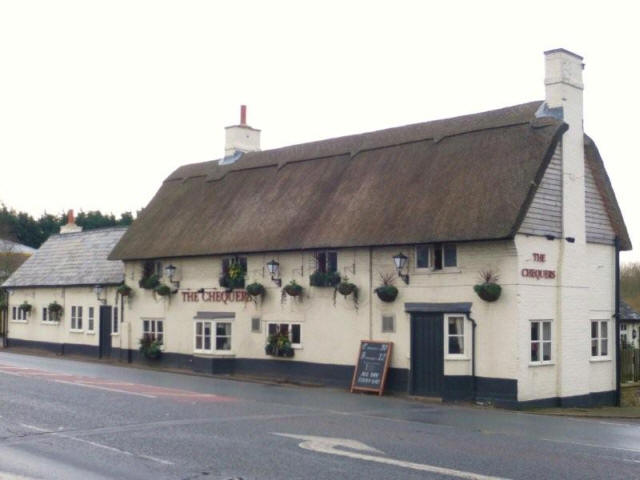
[
  {"left": 67, "top": 209, "right": 74, "bottom": 225},
  {"left": 240, "top": 105, "right": 247, "bottom": 125}
]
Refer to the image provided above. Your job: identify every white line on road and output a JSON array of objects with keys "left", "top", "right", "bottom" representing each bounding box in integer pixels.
[
  {"left": 541, "top": 437, "right": 640, "bottom": 454},
  {"left": 20, "top": 424, "right": 173, "bottom": 465},
  {"left": 274, "top": 433, "right": 511, "bottom": 480},
  {"left": 51, "top": 379, "right": 157, "bottom": 398}
]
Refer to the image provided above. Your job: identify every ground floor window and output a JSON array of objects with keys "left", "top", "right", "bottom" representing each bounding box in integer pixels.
[
  {"left": 88, "top": 307, "right": 95, "bottom": 332},
  {"left": 112, "top": 307, "right": 119, "bottom": 334},
  {"left": 12, "top": 306, "right": 28, "bottom": 321},
  {"left": 42, "top": 307, "right": 47, "bottom": 322},
  {"left": 445, "top": 314, "right": 465, "bottom": 356},
  {"left": 591, "top": 320, "right": 609, "bottom": 358},
  {"left": 143, "top": 319, "right": 163, "bottom": 343},
  {"left": 194, "top": 320, "right": 231, "bottom": 352},
  {"left": 267, "top": 323, "right": 301, "bottom": 348},
  {"left": 531, "top": 320, "right": 552, "bottom": 364},
  {"left": 71, "top": 306, "right": 83, "bottom": 330}
]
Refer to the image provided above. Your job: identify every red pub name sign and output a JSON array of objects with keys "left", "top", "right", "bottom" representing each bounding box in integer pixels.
[
  {"left": 521, "top": 252, "right": 556, "bottom": 280},
  {"left": 182, "top": 290, "right": 249, "bottom": 303}
]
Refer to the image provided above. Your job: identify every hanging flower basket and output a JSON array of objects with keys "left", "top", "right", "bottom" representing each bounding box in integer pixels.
[
  {"left": 281, "top": 280, "right": 304, "bottom": 304},
  {"left": 334, "top": 277, "right": 359, "bottom": 310},
  {"left": 375, "top": 285, "right": 398, "bottom": 303},
  {"left": 117, "top": 283, "right": 132, "bottom": 297},
  {"left": 246, "top": 282, "right": 266, "bottom": 298},
  {"left": 474, "top": 283, "right": 502, "bottom": 302},
  {"left": 139, "top": 274, "right": 160, "bottom": 290},
  {"left": 18, "top": 301, "right": 32, "bottom": 314},
  {"left": 48, "top": 302, "right": 63, "bottom": 316},
  {"left": 154, "top": 284, "right": 172, "bottom": 297}
]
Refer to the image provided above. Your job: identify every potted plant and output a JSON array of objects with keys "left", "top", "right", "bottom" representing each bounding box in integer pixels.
[
  {"left": 265, "top": 330, "right": 295, "bottom": 358},
  {"left": 139, "top": 273, "right": 159, "bottom": 290},
  {"left": 117, "top": 283, "right": 132, "bottom": 297},
  {"left": 310, "top": 270, "right": 341, "bottom": 287},
  {"left": 48, "top": 301, "right": 63, "bottom": 320},
  {"left": 334, "top": 276, "right": 359, "bottom": 310},
  {"left": 474, "top": 270, "right": 502, "bottom": 302},
  {"left": 154, "top": 284, "right": 172, "bottom": 297},
  {"left": 139, "top": 335, "right": 162, "bottom": 359},
  {"left": 246, "top": 282, "right": 265, "bottom": 298},
  {"left": 18, "top": 301, "right": 32, "bottom": 314},
  {"left": 281, "top": 280, "right": 304, "bottom": 304},
  {"left": 219, "top": 260, "right": 246, "bottom": 291},
  {"left": 374, "top": 272, "right": 399, "bottom": 303}
]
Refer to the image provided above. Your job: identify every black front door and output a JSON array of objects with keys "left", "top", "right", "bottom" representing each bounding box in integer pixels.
[
  {"left": 99, "top": 306, "right": 112, "bottom": 358},
  {"left": 410, "top": 312, "right": 444, "bottom": 396}
]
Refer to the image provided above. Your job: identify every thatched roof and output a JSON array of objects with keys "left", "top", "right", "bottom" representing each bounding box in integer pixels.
[
  {"left": 109, "top": 101, "right": 630, "bottom": 260},
  {"left": 4, "top": 227, "right": 126, "bottom": 288}
]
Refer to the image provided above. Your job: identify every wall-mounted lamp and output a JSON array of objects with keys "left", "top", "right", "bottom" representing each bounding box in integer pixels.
[
  {"left": 564, "top": 237, "right": 575, "bottom": 243},
  {"left": 94, "top": 285, "right": 106, "bottom": 304},
  {"left": 266, "top": 259, "right": 281, "bottom": 287},
  {"left": 545, "top": 234, "right": 556, "bottom": 241},
  {"left": 393, "top": 252, "right": 410, "bottom": 285},
  {"left": 164, "top": 264, "right": 180, "bottom": 288}
]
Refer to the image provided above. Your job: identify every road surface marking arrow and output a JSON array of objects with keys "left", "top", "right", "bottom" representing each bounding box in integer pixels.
[{"left": 273, "top": 433, "right": 511, "bottom": 480}]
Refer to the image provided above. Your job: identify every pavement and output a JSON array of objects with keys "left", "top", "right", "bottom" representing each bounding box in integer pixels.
[{"left": 0, "top": 351, "right": 639, "bottom": 479}]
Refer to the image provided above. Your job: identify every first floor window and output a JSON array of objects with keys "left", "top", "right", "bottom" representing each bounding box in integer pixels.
[
  {"left": 143, "top": 319, "right": 163, "bottom": 343},
  {"left": 314, "top": 250, "right": 338, "bottom": 273},
  {"left": 71, "top": 306, "right": 83, "bottom": 330},
  {"left": 112, "top": 307, "right": 119, "bottom": 334},
  {"left": 88, "top": 307, "right": 95, "bottom": 332},
  {"left": 591, "top": 320, "right": 609, "bottom": 358},
  {"left": 446, "top": 315, "right": 465, "bottom": 355},
  {"left": 194, "top": 320, "right": 231, "bottom": 352},
  {"left": 415, "top": 243, "right": 457, "bottom": 270},
  {"left": 267, "top": 323, "right": 301, "bottom": 347},
  {"left": 531, "top": 320, "right": 552, "bottom": 363}
]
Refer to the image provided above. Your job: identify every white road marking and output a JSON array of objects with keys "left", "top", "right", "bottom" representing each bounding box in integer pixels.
[
  {"left": 274, "top": 433, "right": 511, "bottom": 480},
  {"left": 20, "top": 424, "right": 173, "bottom": 465},
  {"left": 51, "top": 379, "right": 157, "bottom": 398}
]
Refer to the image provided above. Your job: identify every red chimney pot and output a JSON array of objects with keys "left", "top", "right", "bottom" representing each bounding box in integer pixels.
[
  {"left": 67, "top": 209, "right": 75, "bottom": 225},
  {"left": 240, "top": 105, "right": 247, "bottom": 125}
]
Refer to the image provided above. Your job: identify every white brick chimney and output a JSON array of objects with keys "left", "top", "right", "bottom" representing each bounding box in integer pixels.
[
  {"left": 224, "top": 105, "right": 261, "bottom": 158},
  {"left": 60, "top": 209, "right": 82, "bottom": 234},
  {"left": 544, "top": 49, "right": 590, "bottom": 402}
]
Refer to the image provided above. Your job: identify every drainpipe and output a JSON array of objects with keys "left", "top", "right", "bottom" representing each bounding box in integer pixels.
[
  {"left": 468, "top": 314, "right": 478, "bottom": 402},
  {"left": 614, "top": 237, "right": 621, "bottom": 406}
]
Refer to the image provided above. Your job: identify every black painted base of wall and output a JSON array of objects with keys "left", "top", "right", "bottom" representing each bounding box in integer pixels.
[{"left": 4, "top": 339, "right": 616, "bottom": 408}]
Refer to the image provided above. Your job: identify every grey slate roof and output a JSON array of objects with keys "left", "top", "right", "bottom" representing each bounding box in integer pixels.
[
  {"left": 620, "top": 300, "right": 640, "bottom": 322},
  {"left": 2, "top": 227, "right": 126, "bottom": 288}
]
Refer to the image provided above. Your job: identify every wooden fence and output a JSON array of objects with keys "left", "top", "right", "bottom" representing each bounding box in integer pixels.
[{"left": 621, "top": 348, "right": 640, "bottom": 383}]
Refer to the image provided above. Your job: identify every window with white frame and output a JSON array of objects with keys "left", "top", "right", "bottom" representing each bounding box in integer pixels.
[
  {"left": 446, "top": 314, "right": 465, "bottom": 356},
  {"left": 267, "top": 323, "right": 301, "bottom": 348},
  {"left": 194, "top": 320, "right": 231, "bottom": 353},
  {"left": 143, "top": 319, "right": 163, "bottom": 343},
  {"left": 14, "top": 306, "right": 28, "bottom": 321},
  {"left": 591, "top": 320, "right": 609, "bottom": 358},
  {"left": 71, "top": 306, "right": 83, "bottom": 330},
  {"left": 314, "top": 250, "right": 338, "bottom": 273},
  {"left": 112, "top": 307, "right": 119, "bottom": 334},
  {"left": 87, "top": 307, "right": 95, "bottom": 332},
  {"left": 415, "top": 244, "right": 457, "bottom": 270},
  {"left": 530, "top": 320, "right": 552, "bottom": 363}
]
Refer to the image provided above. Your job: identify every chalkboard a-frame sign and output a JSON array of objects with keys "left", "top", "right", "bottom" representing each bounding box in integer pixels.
[{"left": 350, "top": 341, "right": 393, "bottom": 395}]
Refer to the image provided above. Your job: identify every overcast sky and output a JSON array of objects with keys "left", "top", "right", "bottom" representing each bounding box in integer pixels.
[{"left": 1, "top": 1, "right": 639, "bottom": 262}]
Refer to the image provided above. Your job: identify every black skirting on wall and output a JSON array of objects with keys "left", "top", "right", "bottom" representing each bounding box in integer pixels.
[{"left": 4, "top": 339, "right": 616, "bottom": 408}]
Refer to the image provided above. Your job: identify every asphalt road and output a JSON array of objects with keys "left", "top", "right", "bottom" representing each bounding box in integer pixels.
[{"left": 0, "top": 352, "right": 638, "bottom": 480}]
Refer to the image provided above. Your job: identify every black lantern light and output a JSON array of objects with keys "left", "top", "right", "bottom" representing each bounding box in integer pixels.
[
  {"left": 266, "top": 259, "right": 281, "bottom": 286},
  {"left": 393, "top": 252, "right": 410, "bottom": 284},
  {"left": 164, "top": 264, "right": 179, "bottom": 288}
]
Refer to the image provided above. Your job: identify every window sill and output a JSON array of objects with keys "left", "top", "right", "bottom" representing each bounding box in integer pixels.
[
  {"left": 529, "top": 362, "right": 555, "bottom": 367},
  {"left": 445, "top": 355, "right": 470, "bottom": 361},
  {"left": 111, "top": 333, "right": 120, "bottom": 336},
  {"left": 193, "top": 352, "right": 235, "bottom": 358},
  {"left": 413, "top": 268, "right": 461, "bottom": 276},
  {"left": 10, "top": 320, "right": 28, "bottom": 324},
  {"left": 86, "top": 331, "right": 96, "bottom": 335},
  {"left": 69, "top": 329, "right": 84, "bottom": 334},
  {"left": 590, "top": 357, "right": 611, "bottom": 363},
  {"left": 41, "top": 321, "right": 60, "bottom": 326}
]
